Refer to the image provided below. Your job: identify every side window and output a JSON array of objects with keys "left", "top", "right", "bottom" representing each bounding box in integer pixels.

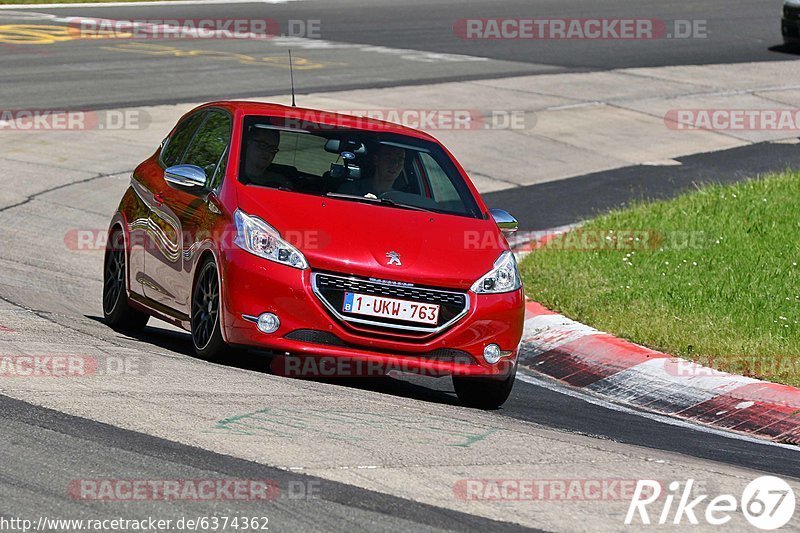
[
  {"left": 161, "top": 112, "right": 205, "bottom": 167},
  {"left": 419, "top": 152, "right": 461, "bottom": 205},
  {"left": 182, "top": 111, "right": 232, "bottom": 178}
]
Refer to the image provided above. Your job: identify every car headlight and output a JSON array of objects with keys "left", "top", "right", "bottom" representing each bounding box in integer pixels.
[
  {"left": 234, "top": 209, "right": 309, "bottom": 269},
  {"left": 471, "top": 251, "right": 522, "bottom": 294}
]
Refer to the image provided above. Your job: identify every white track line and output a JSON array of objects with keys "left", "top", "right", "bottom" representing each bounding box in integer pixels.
[{"left": 515, "top": 371, "right": 799, "bottom": 452}]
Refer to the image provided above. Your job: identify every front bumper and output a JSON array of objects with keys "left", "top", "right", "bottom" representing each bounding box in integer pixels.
[{"left": 219, "top": 248, "right": 525, "bottom": 377}]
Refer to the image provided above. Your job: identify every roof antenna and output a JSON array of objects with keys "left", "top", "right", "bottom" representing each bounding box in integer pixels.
[{"left": 288, "top": 49, "right": 297, "bottom": 107}]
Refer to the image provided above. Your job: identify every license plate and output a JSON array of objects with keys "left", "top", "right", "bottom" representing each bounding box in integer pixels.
[{"left": 342, "top": 292, "right": 440, "bottom": 325}]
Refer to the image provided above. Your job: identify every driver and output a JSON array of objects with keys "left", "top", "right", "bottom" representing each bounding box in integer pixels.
[
  {"left": 338, "top": 144, "right": 405, "bottom": 197},
  {"left": 243, "top": 127, "right": 290, "bottom": 188}
]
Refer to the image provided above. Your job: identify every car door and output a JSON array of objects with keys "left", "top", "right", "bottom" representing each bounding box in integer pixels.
[
  {"left": 137, "top": 110, "right": 206, "bottom": 306},
  {"left": 145, "top": 109, "right": 232, "bottom": 315},
  {"left": 129, "top": 110, "right": 205, "bottom": 303}
]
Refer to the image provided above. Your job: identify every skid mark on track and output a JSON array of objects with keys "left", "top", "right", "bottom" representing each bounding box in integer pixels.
[{"left": 211, "top": 407, "right": 501, "bottom": 448}]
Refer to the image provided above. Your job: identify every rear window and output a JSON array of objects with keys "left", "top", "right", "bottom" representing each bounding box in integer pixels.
[{"left": 273, "top": 132, "right": 340, "bottom": 176}]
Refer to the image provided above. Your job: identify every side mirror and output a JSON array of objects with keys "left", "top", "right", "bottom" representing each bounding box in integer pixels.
[
  {"left": 490, "top": 208, "right": 518, "bottom": 236},
  {"left": 164, "top": 164, "right": 207, "bottom": 191}
]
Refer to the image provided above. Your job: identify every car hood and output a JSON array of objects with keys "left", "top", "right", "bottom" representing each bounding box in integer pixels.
[{"left": 237, "top": 187, "right": 507, "bottom": 290}]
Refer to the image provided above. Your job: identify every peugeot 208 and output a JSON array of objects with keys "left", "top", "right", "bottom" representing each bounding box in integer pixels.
[{"left": 103, "top": 102, "right": 525, "bottom": 408}]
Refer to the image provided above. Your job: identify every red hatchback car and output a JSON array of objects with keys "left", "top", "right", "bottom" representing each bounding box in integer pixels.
[{"left": 103, "top": 101, "right": 525, "bottom": 408}]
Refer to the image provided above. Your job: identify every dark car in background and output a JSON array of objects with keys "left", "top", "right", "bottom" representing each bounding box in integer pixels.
[{"left": 783, "top": 0, "right": 800, "bottom": 43}]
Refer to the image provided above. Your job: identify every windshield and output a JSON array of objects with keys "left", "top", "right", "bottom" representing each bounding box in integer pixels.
[{"left": 238, "top": 116, "right": 482, "bottom": 218}]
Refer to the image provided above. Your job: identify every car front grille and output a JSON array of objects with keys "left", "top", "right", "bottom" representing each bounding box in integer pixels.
[{"left": 311, "top": 272, "right": 469, "bottom": 336}]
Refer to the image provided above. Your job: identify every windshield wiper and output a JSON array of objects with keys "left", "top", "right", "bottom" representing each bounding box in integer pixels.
[{"left": 325, "top": 192, "right": 434, "bottom": 212}]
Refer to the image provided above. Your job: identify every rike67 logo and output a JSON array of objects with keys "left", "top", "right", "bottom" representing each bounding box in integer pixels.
[{"left": 626, "top": 476, "right": 795, "bottom": 529}]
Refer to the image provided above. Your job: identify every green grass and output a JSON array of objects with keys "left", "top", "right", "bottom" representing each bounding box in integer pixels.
[{"left": 519, "top": 171, "right": 800, "bottom": 386}]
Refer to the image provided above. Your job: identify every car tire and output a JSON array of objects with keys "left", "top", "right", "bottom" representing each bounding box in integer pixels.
[
  {"left": 452, "top": 361, "right": 517, "bottom": 410},
  {"left": 191, "top": 257, "right": 228, "bottom": 361},
  {"left": 103, "top": 230, "right": 150, "bottom": 331}
]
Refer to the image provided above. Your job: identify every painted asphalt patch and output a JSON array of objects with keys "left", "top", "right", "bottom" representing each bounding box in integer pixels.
[{"left": 0, "top": 10, "right": 549, "bottom": 111}]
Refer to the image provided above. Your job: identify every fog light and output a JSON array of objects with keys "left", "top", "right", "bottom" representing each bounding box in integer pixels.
[
  {"left": 257, "top": 313, "right": 280, "bottom": 334},
  {"left": 483, "top": 344, "right": 503, "bottom": 365}
]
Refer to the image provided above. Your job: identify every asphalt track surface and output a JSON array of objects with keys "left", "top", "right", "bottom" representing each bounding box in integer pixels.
[
  {"left": 1, "top": 1, "right": 800, "bottom": 531},
  {"left": 0, "top": 147, "right": 798, "bottom": 528},
  {"left": 0, "top": 394, "right": 528, "bottom": 533},
  {"left": 0, "top": 0, "right": 797, "bottom": 110}
]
